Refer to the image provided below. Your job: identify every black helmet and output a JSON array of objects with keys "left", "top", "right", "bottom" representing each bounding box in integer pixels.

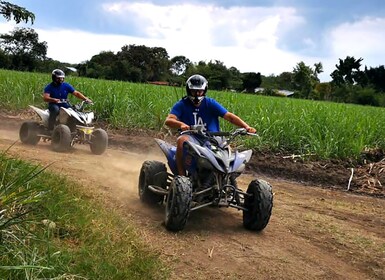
[
  {"left": 51, "top": 69, "right": 65, "bottom": 84},
  {"left": 185, "top": 74, "right": 208, "bottom": 104}
]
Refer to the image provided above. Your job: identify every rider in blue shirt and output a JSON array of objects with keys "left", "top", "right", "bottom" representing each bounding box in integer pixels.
[
  {"left": 165, "top": 74, "right": 256, "bottom": 176},
  {"left": 43, "top": 69, "right": 91, "bottom": 130}
]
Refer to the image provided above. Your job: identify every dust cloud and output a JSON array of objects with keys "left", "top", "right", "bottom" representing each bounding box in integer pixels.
[
  {"left": 0, "top": 130, "right": 168, "bottom": 203},
  {"left": 0, "top": 129, "right": 19, "bottom": 141}
]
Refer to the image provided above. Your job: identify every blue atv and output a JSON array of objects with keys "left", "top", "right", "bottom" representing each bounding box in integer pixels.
[{"left": 138, "top": 125, "right": 273, "bottom": 232}]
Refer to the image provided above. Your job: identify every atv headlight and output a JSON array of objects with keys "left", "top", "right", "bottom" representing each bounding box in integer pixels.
[{"left": 79, "top": 127, "right": 93, "bottom": 135}]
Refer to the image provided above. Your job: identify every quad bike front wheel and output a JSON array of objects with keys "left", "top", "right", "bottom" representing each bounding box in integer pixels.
[
  {"left": 51, "top": 124, "right": 72, "bottom": 153},
  {"left": 19, "top": 121, "right": 41, "bottom": 145},
  {"left": 90, "top": 128, "right": 108, "bottom": 155},
  {"left": 243, "top": 179, "right": 273, "bottom": 231},
  {"left": 165, "top": 176, "right": 192, "bottom": 232},
  {"left": 138, "top": 160, "right": 168, "bottom": 204}
]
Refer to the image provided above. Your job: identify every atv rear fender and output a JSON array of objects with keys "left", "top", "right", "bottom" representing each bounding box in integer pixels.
[{"left": 29, "top": 105, "right": 49, "bottom": 127}]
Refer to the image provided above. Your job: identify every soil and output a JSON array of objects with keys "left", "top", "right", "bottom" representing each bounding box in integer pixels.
[{"left": 1, "top": 111, "right": 384, "bottom": 280}]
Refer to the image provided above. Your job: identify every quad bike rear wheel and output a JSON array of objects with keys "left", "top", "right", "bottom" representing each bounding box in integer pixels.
[
  {"left": 19, "top": 121, "right": 41, "bottom": 145},
  {"left": 243, "top": 179, "right": 273, "bottom": 231},
  {"left": 90, "top": 128, "right": 108, "bottom": 155},
  {"left": 165, "top": 175, "right": 192, "bottom": 232},
  {"left": 138, "top": 160, "right": 168, "bottom": 204},
  {"left": 51, "top": 124, "right": 72, "bottom": 152}
]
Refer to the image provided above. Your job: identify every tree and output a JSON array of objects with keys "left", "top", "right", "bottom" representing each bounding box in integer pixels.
[
  {"left": 260, "top": 74, "right": 278, "bottom": 89},
  {"left": 292, "top": 61, "right": 322, "bottom": 99},
  {"left": 276, "top": 72, "right": 294, "bottom": 90},
  {"left": 242, "top": 72, "right": 261, "bottom": 93},
  {"left": 149, "top": 47, "right": 170, "bottom": 81},
  {"left": 205, "top": 60, "right": 230, "bottom": 90},
  {"left": 228, "top": 66, "right": 243, "bottom": 91},
  {"left": 90, "top": 51, "right": 117, "bottom": 66},
  {"left": 330, "top": 56, "right": 363, "bottom": 86},
  {"left": 116, "top": 44, "right": 170, "bottom": 82},
  {"left": 315, "top": 82, "right": 333, "bottom": 101},
  {"left": 86, "top": 51, "right": 117, "bottom": 79},
  {"left": 364, "top": 65, "right": 385, "bottom": 93},
  {"left": 0, "top": 27, "right": 47, "bottom": 70},
  {"left": 117, "top": 44, "right": 149, "bottom": 82},
  {"left": 0, "top": 48, "right": 10, "bottom": 68},
  {"left": 353, "top": 87, "right": 379, "bottom": 106},
  {"left": 0, "top": 1, "right": 34, "bottom": 24},
  {"left": 186, "top": 60, "right": 210, "bottom": 79}
]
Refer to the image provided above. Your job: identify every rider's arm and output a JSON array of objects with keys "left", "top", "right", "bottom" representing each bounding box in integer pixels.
[
  {"left": 165, "top": 114, "right": 190, "bottom": 131},
  {"left": 43, "top": 92, "right": 60, "bottom": 103},
  {"left": 223, "top": 112, "right": 256, "bottom": 133},
  {"left": 73, "top": 90, "right": 91, "bottom": 102}
]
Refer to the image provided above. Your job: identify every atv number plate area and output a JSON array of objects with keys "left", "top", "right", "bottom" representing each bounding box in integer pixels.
[{"left": 79, "top": 127, "right": 93, "bottom": 135}]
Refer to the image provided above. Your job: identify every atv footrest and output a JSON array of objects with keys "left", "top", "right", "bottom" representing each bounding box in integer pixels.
[
  {"left": 37, "top": 133, "right": 51, "bottom": 138},
  {"left": 148, "top": 185, "right": 168, "bottom": 195},
  {"left": 190, "top": 201, "right": 213, "bottom": 211},
  {"left": 193, "top": 186, "right": 213, "bottom": 196}
]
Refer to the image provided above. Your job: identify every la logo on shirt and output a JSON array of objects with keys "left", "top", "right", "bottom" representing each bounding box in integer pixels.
[{"left": 192, "top": 112, "right": 206, "bottom": 129}]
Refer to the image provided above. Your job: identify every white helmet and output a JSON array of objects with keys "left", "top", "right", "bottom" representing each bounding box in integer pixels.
[
  {"left": 185, "top": 74, "right": 208, "bottom": 104},
  {"left": 51, "top": 69, "right": 65, "bottom": 84}
]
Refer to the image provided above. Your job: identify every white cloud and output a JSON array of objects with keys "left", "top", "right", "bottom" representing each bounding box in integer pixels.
[
  {"left": 0, "top": 22, "right": 153, "bottom": 64},
  {"left": 312, "top": 16, "right": 385, "bottom": 82},
  {"left": 0, "top": 12, "right": 324, "bottom": 81},
  {"left": 6, "top": 3, "right": 385, "bottom": 83},
  {"left": 0, "top": 2, "right": 310, "bottom": 77},
  {"left": 98, "top": 2, "right": 306, "bottom": 75},
  {"left": 38, "top": 29, "right": 130, "bottom": 63},
  {"left": 329, "top": 16, "right": 385, "bottom": 68},
  {"left": 101, "top": 3, "right": 303, "bottom": 48}
]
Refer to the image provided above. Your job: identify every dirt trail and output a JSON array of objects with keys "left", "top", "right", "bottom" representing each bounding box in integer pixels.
[{"left": 1, "top": 114, "right": 384, "bottom": 280}]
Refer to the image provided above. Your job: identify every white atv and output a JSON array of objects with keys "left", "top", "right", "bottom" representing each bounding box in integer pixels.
[{"left": 19, "top": 101, "right": 108, "bottom": 155}]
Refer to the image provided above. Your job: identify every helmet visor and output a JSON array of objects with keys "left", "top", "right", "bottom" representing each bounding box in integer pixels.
[
  {"left": 190, "top": 89, "right": 205, "bottom": 97},
  {"left": 55, "top": 73, "right": 65, "bottom": 78},
  {"left": 52, "top": 69, "right": 65, "bottom": 78}
]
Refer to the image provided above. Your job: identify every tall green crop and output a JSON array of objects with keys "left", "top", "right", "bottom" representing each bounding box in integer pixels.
[{"left": 2, "top": 69, "right": 385, "bottom": 160}]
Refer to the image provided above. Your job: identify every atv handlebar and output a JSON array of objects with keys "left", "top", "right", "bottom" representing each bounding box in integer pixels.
[
  {"left": 71, "top": 100, "right": 94, "bottom": 112},
  {"left": 220, "top": 128, "right": 257, "bottom": 136},
  {"left": 207, "top": 131, "right": 230, "bottom": 137},
  {"left": 180, "top": 126, "right": 258, "bottom": 140}
]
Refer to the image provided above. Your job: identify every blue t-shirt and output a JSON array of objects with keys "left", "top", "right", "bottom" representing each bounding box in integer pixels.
[
  {"left": 170, "top": 97, "right": 228, "bottom": 132},
  {"left": 44, "top": 82, "right": 75, "bottom": 103}
]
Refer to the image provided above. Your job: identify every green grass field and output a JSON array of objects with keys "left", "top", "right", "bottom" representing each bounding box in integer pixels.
[
  {"left": 2, "top": 69, "right": 385, "bottom": 160},
  {"left": 0, "top": 152, "right": 168, "bottom": 279}
]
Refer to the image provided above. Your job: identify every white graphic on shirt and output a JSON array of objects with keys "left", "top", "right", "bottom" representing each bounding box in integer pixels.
[{"left": 192, "top": 112, "right": 207, "bottom": 129}]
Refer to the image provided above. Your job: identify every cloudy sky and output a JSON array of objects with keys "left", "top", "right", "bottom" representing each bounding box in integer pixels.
[{"left": 1, "top": 0, "right": 385, "bottom": 82}]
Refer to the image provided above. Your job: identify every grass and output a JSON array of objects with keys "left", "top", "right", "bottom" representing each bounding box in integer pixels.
[
  {"left": 2, "top": 69, "right": 385, "bottom": 160},
  {"left": 0, "top": 151, "right": 169, "bottom": 279}
]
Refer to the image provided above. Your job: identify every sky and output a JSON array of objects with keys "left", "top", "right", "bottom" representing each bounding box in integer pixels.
[{"left": 1, "top": 0, "right": 385, "bottom": 82}]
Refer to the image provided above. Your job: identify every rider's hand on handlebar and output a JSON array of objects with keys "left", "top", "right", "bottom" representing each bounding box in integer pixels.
[
  {"left": 84, "top": 98, "right": 93, "bottom": 104},
  {"left": 180, "top": 123, "right": 190, "bottom": 131},
  {"left": 245, "top": 126, "right": 257, "bottom": 134}
]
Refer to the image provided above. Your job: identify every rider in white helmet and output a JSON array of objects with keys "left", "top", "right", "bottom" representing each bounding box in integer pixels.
[
  {"left": 165, "top": 74, "right": 256, "bottom": 176},
  {"left": 43, "top": 69, "right": 92, "bottom": 131}
]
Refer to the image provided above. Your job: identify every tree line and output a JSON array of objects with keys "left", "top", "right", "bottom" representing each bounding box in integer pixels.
[{"left": 1, "top": 1, "right": 385, "bottom": 106}]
